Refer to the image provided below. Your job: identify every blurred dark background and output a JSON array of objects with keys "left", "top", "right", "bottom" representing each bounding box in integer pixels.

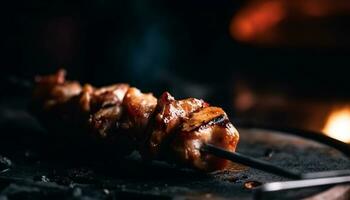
[{"left": 1, "top": 0, "right": 350, "bottom": 141}]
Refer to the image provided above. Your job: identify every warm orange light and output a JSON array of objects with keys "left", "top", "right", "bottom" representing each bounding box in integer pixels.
[
  {"left": 230, "top": 0, "right": 285, "bottom": 42},
  {"left": 323, "top": 108, "right": 350, "bottom": 143}
]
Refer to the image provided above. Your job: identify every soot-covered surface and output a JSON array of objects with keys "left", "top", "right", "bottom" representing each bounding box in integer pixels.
[{"left": 0, "top": 103, "right": 349, "bottom": 200}]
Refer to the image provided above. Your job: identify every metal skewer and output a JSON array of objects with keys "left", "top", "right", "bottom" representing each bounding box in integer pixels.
[
  {"left": 258, "top": 176, "right": 350, "bottom": 192},
  {"left": 254, "top": 176, "right": 350, "bottom": 199},
  {"left": 302, "top": 169, "right": 350, "bottom": 179},
  {"left": 203, "top": 144, "right": 350, "bottom": 181},
  {"left": 202, "top": 144, "right": 302, "bottom": 179}
]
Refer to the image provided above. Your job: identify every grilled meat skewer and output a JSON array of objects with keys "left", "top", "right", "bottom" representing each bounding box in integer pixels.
[{"left": 31, "top": 69, "right": 240, "bottom": 172}]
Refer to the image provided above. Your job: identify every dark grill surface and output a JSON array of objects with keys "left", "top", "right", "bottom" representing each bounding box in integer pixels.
[{"left": 0, "top": 104, "right": 350, "bottom": 199}]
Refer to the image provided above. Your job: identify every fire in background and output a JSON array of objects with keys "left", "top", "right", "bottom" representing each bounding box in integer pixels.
[
  {"left": 323, "top": 107, "right": 350, "bottom": 143},
  {"left": 233, "top": 81, "right": 350, "bottom": 144},
  {"left": 230, "top": 0, "right": 350, "bottom": 46}
]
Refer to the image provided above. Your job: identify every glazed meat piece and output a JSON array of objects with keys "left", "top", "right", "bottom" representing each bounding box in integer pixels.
[
  {"left": 90, "top": 84, "right": 130, "bottom": 112},
  {"left": 33, "top": 69, "right": 129, "bottom": 115},
  {"left": 32, "top": 70, "right": 129, "bottom": 137},
  {"left": 32, "top": 69, "right": 82, "bottom": 110},
  {"left": 89, "top": 106, "right": 123, "bottom": 138},
  {"left": 65, "top": 83, "right": 128, "bottom": 115},
  {"left": 119, "top": 87, "right": 157, "bottom": 145},
  {"left": 144, "top": 92, "right": 208, "bottom": 159},
  {"left": 31, "top": 69, "right": 83, "bottom": 138},
  {"left": 31, "top": 69, "right": 82, "bottom": 126},
  {"left": 34, "top": 68, "right": 66, "bottom": 85},
  {"left": 70, "top": 84, "right": 95, "bottom": 114},
  {"left": 88, "top": 84, "right": 129, "bottom": 138},
  {"left": 170, "top": 107, "right": 239, "bottom": 171}
]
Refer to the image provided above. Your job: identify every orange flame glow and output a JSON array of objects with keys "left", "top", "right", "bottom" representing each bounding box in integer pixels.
[
  {"left": 229, "top": 0, "right": 350, "bottom": 45},
  {"left": 230, "top": 0, "right": 285, "bottom": 42},
  {"left": 323, "top": 108, "right": 350, "bottom": 143}
]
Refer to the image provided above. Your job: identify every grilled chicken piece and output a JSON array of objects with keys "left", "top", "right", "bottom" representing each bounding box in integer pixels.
[
  {"left": 32, "top": 69, "right": 82, "bottom": 110},
  {"left": 89, "top": 106, "right": 123, "bottom": 138},
  {"left": 119, "top": 87, "right": 157, "bottom": 146},
  {"left": 32, "top": 70, "right": 129, "bottom": 136},
  {"left": 68, "top": 83, "right": 129, "bottom": 115},
  {"left": 171, "top": 107, "right": 239, "bottom": 171},
  {"left": 34, "top": 68, "right": 66, "bottom": 85},
  {"left": 31, "top": 69, "right": 83, "bottom": 139},
  {"left": 32, "top": 69, "right": 81, "bottom": 122},
  {"left": 88, "top": 84, "right": 129, "bottom": 138},
  {"left": 70, "top": 84, "right": 95, "bottom": 114},
  {"left": 144, "top": 92, "right": 208, "bottom": 159},
  {"left": 90, "top": 84, "right": 129, "bottom": 112}
]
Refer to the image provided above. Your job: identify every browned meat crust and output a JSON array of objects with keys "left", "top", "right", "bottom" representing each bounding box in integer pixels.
[
  {"left": 171, "top": 107, "right": 239, "bottom": 171},
  {"left": 144, "top": 92, "right": 208, "bottom": 159}
]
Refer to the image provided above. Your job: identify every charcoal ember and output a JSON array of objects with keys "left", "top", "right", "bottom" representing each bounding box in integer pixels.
[
  {"left": 0, "top": 156, "right": 12, "bottom": 172},
  {"left": 243, "top": 180, "right": 262, "bottom": 189}
]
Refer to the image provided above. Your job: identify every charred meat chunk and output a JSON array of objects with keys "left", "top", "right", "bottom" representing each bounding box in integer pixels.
[
  {"left": 171, "top": 107, "right": 239, "bottom": 171},
  {"left": 119, "top": 87, "right": 157, "bottom": 146},
  {"left": 145, "top": 92, "right": 208, "bottom": 159}
]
